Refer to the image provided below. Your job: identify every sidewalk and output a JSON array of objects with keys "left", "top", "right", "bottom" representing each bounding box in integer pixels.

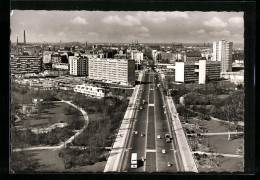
[
  {"left": 104, "top": 71, "right": 144, "bottom": 172},
  {"left": 192, "top": 151, "right": 243, "bottom": 158},
  {"left": 166, "top": 96, "right": 198, "bottom": 172},
  {"left": 210, "top": 116, "right": 244, "bottom": 127},
  {"left": 186, "top": 132, "right": 244, "bottom": 136}
]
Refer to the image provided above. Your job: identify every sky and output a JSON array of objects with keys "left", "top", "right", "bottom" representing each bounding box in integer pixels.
[{"left": 10, "top": 11, "right": 244, "bottom": 44}]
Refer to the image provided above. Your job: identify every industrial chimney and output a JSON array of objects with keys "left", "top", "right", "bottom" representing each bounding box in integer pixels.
[{"left": 24, "top": 30, "right": 26, "bottom": 44}]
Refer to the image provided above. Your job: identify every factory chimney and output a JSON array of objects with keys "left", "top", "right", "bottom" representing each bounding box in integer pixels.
[
  {"left": 17, "top": 37, "right": 19, "bottom": 54},
  {"left": 24, "top": 30, "right": 26, "bottom": 44}
]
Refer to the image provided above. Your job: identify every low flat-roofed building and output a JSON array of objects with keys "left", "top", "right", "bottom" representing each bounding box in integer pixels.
[
  {"left": 74, "top": 84, "right": 106, "bottom": 98},
  {"left": 52, "top": 63, "right": 69, "bottom": 70}
]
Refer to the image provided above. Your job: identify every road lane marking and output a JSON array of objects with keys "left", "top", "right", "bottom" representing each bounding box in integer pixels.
[
  {"left": 160, "top": 82, "right": 180, "bottom": 172},
  {"left": 146, "top": 149, "right": 156, "bottom": 152},
  {"left": 144, "top": 73, "right": 150, "bottom": 172}
]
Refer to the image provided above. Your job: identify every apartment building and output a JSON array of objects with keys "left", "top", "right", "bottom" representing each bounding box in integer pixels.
[
  {"left": 212, "top": 40, "right": 233, "bottom": 72},
  {"left": 74, "top": 84, "right": 106, "bottom": 98},
  {"left": 10, "top": 56, "right": 42, "bottom": 74},
  {"left": 88, "top": 58, "right": 135, "bottom": 86},
  {"left": 69, "top": 56, "right": 88, "bottom": 76},
  {"left": 175, "top": 59, "right": 220, "bottom": 84},
  {"left": 131, "top": 50, "right": 143, "bottom": 65}
]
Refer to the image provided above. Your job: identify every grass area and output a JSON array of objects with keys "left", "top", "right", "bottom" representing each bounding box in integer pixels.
[
  {"left": 197, "top": 156, "right": 244, "bottom": 172},
  {"left": 10, "top": 151, "right": 41, "bottom": 173},
  {"left": 181, "top": 117, "right": 230, "bottom": 133},
  {"left": 198, "top": 135, "right": 244, "bottom": 154},
  {"left": 22, "top": 102, "right": 84, "bottom": 128},
  {"left": 11, "top": 149, "right": 106, "bottom": 172}
]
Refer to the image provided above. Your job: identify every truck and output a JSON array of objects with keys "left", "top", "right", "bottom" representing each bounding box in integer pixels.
[{"left": 131, "top": 153, "right": 138, "bottom": 168}]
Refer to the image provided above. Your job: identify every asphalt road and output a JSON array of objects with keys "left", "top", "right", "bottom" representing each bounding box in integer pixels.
[{"left": 122, "top": 71, "right": 179, "bottom": 172}]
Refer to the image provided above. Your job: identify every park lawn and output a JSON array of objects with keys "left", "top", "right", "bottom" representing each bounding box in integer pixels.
[
  {"left": 88, "top": 113, "right": 104, "bottom": 123},
  {"left": 12, "top": 149, "right": 106, "bottom": 172},
  {"left": 197, "top": 156, "right": 244, "bottom": 172},
  {"left": 184, "top": 118, "right": 230, "bottom": 133},
  {"left": 23, "top": 102, "right": 84, "bottom": 128},
  {"left": 198, "top": 135, "right": 244, "bottom": 155}
]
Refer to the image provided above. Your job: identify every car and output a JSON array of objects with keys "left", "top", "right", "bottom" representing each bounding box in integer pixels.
[
  {"left": 141, "top": 133, "right": 145, "bottom": 137},
  {"left": 140, "top": 106, "right": 143, "bottom": 110},
  {"left": 167, "top": 162, "right": 172, "bottom": 167},
  {"left": 134, "top": 131, "right": 138, "bottom": 135},
  {"left": 165, "top": 134, "right": 170, "bottom": 138},
  {"left": 164, "top": 111, "right": 167, "bottom": 114},
  {"left": 162, "top": 149, "right": 166, "bottom": 154},
  {"left": 157, "top": 135, "right": 161, "bottom": 139}
]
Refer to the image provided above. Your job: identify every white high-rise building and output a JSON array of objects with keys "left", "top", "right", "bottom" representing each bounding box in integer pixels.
[
  {"left": 88, "top": 58, "right": 135, "bottom": 86},
  {"left": 69, "top": 56, "right": 88, "bottom": 76},
  {"left": 131, "top": 50, "right": 143, "bottom": 65},
  {"left": 212, "top": 40, "right": 233, "bottom": 72}
]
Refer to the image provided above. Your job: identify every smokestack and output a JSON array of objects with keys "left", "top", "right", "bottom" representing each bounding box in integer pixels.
[
  {"left": 17, "top": 37, "right": 19, "bottom": 54},
  {"left": 24, "top": 30, "right": 26, "bottom": 44}
]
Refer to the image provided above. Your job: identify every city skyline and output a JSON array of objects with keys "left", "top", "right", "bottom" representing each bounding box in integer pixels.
[{"left": 11, "top": 11, "right": 244, "bottom": 44}]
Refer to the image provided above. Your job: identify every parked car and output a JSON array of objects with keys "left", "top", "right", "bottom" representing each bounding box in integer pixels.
[
  {"left": 141, "top": 133, "right": 145, "bottom": 137},
  {"left": 157, "top": 135, "right": 161, "bottom": 139},
  {"left": 134, "top": 131, "right": 138, "bottom": 135},
  {"left": 140, "top": 106, "right": 143, "bottom": 110},
  {"left": 165, "top": 134, "right": 171, "bottom": 143},
  {"left": 167, "top": 162, "right": 172, "bottom": 167}
]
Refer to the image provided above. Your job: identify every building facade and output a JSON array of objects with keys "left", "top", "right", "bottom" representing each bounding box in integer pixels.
[
  {"left": 74, "top": 84, "right": 106, "bottom": 98},
  {"left": 131, "top": 51, "right": 143, "bottom": 65},
  {"left": 212, "top": 40, "right": 233, "bottom": 72},
  {"left": 69, "top": 56, "right": 88, "bottom": 76},
  {"left": 175, "top": 59, "right": 220, "bottom": 84},
  {"left": 10, "top": 56, "right": 42, "bottom": 74},
  {"left": 88, "top": 58, "right": 135, "bottom": 86}
]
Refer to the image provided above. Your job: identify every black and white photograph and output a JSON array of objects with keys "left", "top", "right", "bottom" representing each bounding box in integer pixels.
[{"left": 9, "top": 10, "right": 246, "bottom": 173}]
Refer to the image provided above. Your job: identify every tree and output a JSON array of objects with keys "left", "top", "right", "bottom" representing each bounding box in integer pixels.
[{"left": 223, "top": 92, "right": 244, "bottom": 140}]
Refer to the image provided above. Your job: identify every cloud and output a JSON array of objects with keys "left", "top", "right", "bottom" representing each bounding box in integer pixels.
[
  {"left": 209, "top": 30, "right": 230, "bottom": 36},
  {"left": 137, "top": 12, "right": 189, "bottom": 23},
  {"left": 136, "top": 26, "right": 149, "bottom": 33},
  {"left": 228, "top": 17, "right": 243, "bottom": 27},
  {"left": 71, "top": 16, "right": 88, "bottom": 25},
  {"left": 204, "top": 17, "right": 227, "bottom": 28},
  {"left": 191, "top": 29, "right": 205, "bottom": 35},
  {"left": 86, "top": 32, "right": 99, "bottom": 40},
  {"left": 58, "top": 32, "right": 66, "bottom": 36},
  {"left": 102, "top": 15, "right": 141, "bottom": 26},
  {"left": 139, "top": 33, "right": 150, "bottom": 38}
]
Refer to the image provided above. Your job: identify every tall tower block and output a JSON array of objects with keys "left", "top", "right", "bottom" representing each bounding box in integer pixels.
[{"left": 24, "top": 30, "right": 26, "bottom": 44}]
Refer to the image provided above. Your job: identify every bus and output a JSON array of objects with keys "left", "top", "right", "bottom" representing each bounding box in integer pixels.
[{"left": 131, "top": 153, "right": 138, "bottom": 168}]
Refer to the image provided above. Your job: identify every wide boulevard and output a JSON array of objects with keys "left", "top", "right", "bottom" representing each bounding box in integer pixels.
[{"left": 121, "top": 70, "right": 182, "bottom": 172}]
